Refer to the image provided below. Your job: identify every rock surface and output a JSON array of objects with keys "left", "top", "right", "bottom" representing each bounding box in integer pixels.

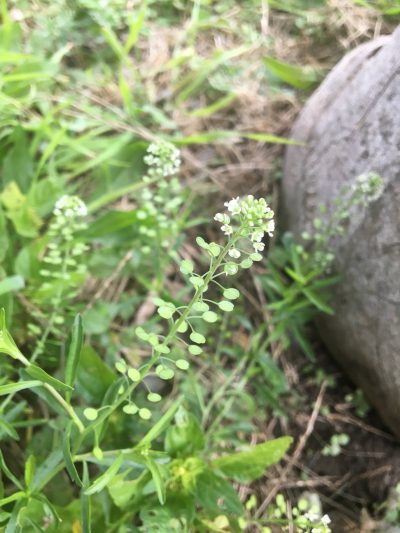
[{"left": 282, "top": 28, "right": 400, "bottom": 437}]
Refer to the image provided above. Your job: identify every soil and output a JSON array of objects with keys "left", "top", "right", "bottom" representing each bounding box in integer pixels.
[{"left": 261, "top": 335, "right": 400, "bottom": 532}]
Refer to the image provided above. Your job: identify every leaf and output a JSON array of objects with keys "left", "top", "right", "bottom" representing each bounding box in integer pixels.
[
  {"left": 62, "top": 422, "right": 82, "bottom": 487},
  {"left": 76, "top": 346, "right": 115, "bottom": 404},
  {"left": 0, "top": 275, "right": 24, "bottom": 297},
  {"left": 84, "top": 454, "right": 123, "bottom": 495},
  {"left": 0, "top": 418, "right": 19, "bottom": 440},
  {"left": 65, "top": 315, "right": 83, "bottom": 403},
  {"left": 0, "top": 449, "right": 23, "bottom": 489},
  {"left": 211, "top": 436, "right": 292, "bottom": 482},
  {"left": 108, "top": 471, "right": 149, "bottom": 509},
  {"left": 0, "top": 381, "right": 42, "bottom": 396},
  {"left": 84, "top": 209, "right": 142, "bottom": 238},
  {"left": 26, "top": 365, "right": 73, "bottom": 393},
  {"left": 264, "top": 56, "right": 320, "bottom": 89},
  {"left": 125, "top": 2, "right": 147, "bottom": 52},
  {"left": 31, "top": 450, "right": 63, "bottom": 492},
  {"left": 0, "top": 181, "right": 42, "bottom": 238},
  {"left": 0, "top": 206, "right": 9, "bottom": 263},
  {"left": 0, "top": 308, "right": 24, "bottom": 360},
  {"left": 24, "top": 455, "right": 35, "bottom": 491},
  {"left": 145, "top": 457, "right": 166, "bottom": 505},
  {"left": 189, "top": 93, "right": 237, "bottom": 118},
  {"left": 2, "top": 127, "right": 33, "bottom": 192},
  {"left": 301, "top": 287, "right": 334, "bottom": 315},
  {"left": 164, "top": 408, "right": 205, "bottom": 458},
  {"left": 241, "top": 132, "right": 301, "bottom": 145},
  {"left": 81, "top": 463, "right": 91, "bottom": 533},
  {"left": 137, "top": 397, "right": 182, "bottom": 448},
  {"left": 195, "top": 469, "right": 243, "bottom": 515}
]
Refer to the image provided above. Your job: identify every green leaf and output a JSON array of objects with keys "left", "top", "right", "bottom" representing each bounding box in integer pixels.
[
  {"left": 81, "top": 463, "right": 92, "bottom": 533},
  {"left": 157, "top": 306, "right": 175, "bottom": 319},
  {"left": 196, "top": 469, "right": 243, "bottom": 515},
  {"left": 0, "top": 276, "right": 24, "bottom": 297},
  {"left": 62, "top": 422, "right": 82, "bottom": 487},
  {"left": 83, "top": 408, "right": 98, "bottom": 421},
  {"left": 264, "top": 56, "right": 320, "bottom": 89},
  {"left": 0, "top": 381, "right": 42, "bottom": 396},
  {"left": 137, "top": 397, "right": 182, "bottom": 448},
  {"left": 31, "top": 450, "right": 63, "bottom": 492},
  {"left": 24, "top": 455, "right": 35, "bottom": 491},
  {"left": 0, "top": 206, "right": 9, "bottom": 263},
  {"left": 195, "top": 237, "right": 209, "bottom": 249},
  {"left": 0, "top": 308, "right": 24, "bottom": 360},
  {"left": 211, "top": 436, "right": 292, "bottom": 482},
  {"left": 84, "top": 209, "right": 141, "bottom": 238},
  {"left": 127, "top": 368, "right": 141, "bottom": 382},
  {"left": 189, "top": 276, "right": 204, "bottom": 288},
  {"left": 108, "top": 471, "right": 150, "bottom": 509},
  {"left": 165, "top": 409, "right": 205, "bottom": 457},
  {"left": 76, "top": 346, "right": 115, "bottom": 403},
  {"left": 218, "top": 300, "right": 234, "bottom": 312},
  {"left": 240, "top": 258, "right": 253, "bottom": 269},
  {"left": 208, "top": 243, "right": 221, "bottom": 257},
  {"left": 145, "top": 457, "right": 166, "bottom": 505},
  {"left": 224, "top": 263, "right": 238, "bottom": 276},
  {"left": 139, "top": 408, "right": 152, "bottom": 420},
  {"left": 223, "top": 288, "right": 240, "bottom": 300},
  {"left": 189, "top": 332, "right": 206, "bottom": 344},
  {"left": 175, "top": 359, "right": 189, "bottom": 370},
  {"left": 0, "top": 181, "right": 42, "bottom": 238},
  {"left": 84, "top": 454, "right": 123, "bottom": 495},
  {"left": 192, "top": 302, "right": 209, "bottom": 313},
  {"left": 65, "top": 315, "right": 83, "bottom": 403},
  {"left": 147, "top": 393, "right": 162, "bottom": 403},
  {"left": 0, "top": 449, "right": 23, "bottom": 489},
  {"left": 2, "top": 127, "right": 33, "bottom": 192},
  {"left": 188, "top": 345, "right": 202, "bottom": 355},
  {"left": 26, "top": 365, "right": 73, "bottom": 393},
  {"left": 202, "top": 311, "right": 218, "bottom": 323},
  {"left": 0, "top": 418, "right": 19, "bottom": 440},
  {"left": 301, "top": 287, "right": 334, "bottom": 315},
  {"left": 180, "top": 259, "right": 194, "bottom": 275}
]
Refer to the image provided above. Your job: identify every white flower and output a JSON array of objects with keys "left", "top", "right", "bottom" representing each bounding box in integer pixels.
[
  {"left": 224, "top": 197, "right": 241, "bottom": 214},
  {"left": 266, "top": 219, "right": 275, "bottom": 236},
  {"left": 214, "top": 213, "right": 230, "bottom": 224},
  {"left": 228, "top": 248, "right": 241, "bottom": 258},
  {"left": 221, "top": 224, "right": 233, "bottom": 235},
  {"left": 253, "top": 242, "right": 265, "bottom": 252},
  {"left": 305, "top": 511, "right": 320, "bottom": 522},
  {"left": 54, "top": 196, "right": 88, "bottom": 218},
  {"left": 144, "top": 142, "right": 181, "bottom": 177},
  {"left": 321, "top": 515, "right": 331, "bottom": 526},
  {"left": 251, "top": 230, "right": 264, "bottom": 242}
]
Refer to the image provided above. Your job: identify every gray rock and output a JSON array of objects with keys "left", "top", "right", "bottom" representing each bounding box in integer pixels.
[{"left": 282, "top": 28, "right": 400, "bottom": 437}]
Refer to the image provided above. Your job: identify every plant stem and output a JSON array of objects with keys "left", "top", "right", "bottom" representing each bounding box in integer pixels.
[{"left": 43, "top": 384, "right": 85, "bottom": 433}]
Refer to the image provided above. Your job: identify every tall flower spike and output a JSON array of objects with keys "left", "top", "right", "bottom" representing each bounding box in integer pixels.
[{"left": 216, "top": 195, "right": 275, "bottom": 251}]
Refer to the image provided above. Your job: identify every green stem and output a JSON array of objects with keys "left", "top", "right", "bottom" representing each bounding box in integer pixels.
[
  {"left": 14, "top": 351, "right": 84, "bottom": 434},
  {"left": 43, "top": 384, "right": 85, "bottom": 433}
]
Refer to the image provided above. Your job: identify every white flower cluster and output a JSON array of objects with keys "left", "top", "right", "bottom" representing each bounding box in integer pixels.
[
  {"left": 304, "top": 511, "right": 331, "bottom": 532},
  {"left": 214, "top": 195, "right": 275, "bottom": 252},
  {"left": 144, "top": 141, "right": 181, "bottom": 177},
  {"left": 54, "top": 195, "right": 88, "bottom": 218},
  {"left": 353, "top": 172, "right": 384, "bottom": 203}
]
